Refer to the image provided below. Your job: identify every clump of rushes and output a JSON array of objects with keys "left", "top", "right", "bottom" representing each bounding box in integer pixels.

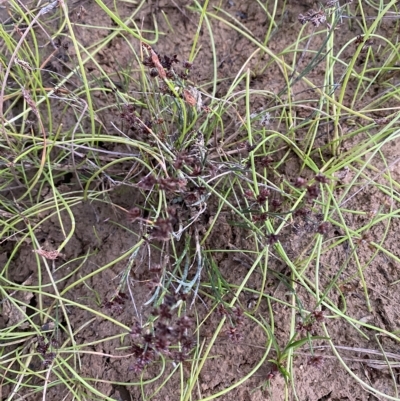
[
  {"left": 3, "top": 0, "right": 399, "bottom": 399},
  {"left": 129, "top": 294, "right": 194, "bottom": 373}
]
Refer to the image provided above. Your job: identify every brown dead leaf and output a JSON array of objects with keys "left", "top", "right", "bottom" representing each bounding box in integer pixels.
[
  {"left": 33, "top": 247, "right": 62, "bottom": 260},
  {"left": 143, "top": 43, "right": 166, "bottom": 79},
  {"left": 3, "top": 291, "right": 34, "bottom": 329},
  {"left": 150, "top": 49, "right": 166, "bottom": 79},
  {"left": 183, "top": 89, "right": 196, "bottom": 107}
]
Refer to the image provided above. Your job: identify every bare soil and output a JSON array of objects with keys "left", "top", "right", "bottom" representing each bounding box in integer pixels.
[{"left": 2, "top": 1, "right": 400, "bottom": 400}]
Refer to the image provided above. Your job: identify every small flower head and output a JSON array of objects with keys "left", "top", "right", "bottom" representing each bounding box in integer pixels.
[
  {"left": 127, "top": 207, "right": 141, "bottom": 222},
  {"left": 151, "top": 217, "right": 173, "bottom": 241},
  {"left": 138, "top": 175, "right": 157, "bottom": 190},
  {"left": 308, "top": 355, "right": 324, "bottom": 368},
  {"left": 256, "top": 188, "right": 270, "bottom": 204},
  {"left": 317, "top": 221, "right": 330, "bottom": 235},
  {"left": 294, "top": 177, "right": 307, "bottom": 188},
  {"left": 315, "top": 173, "right": 330, "bottom": 184},
  {"left": 307, "top": 184, "right": 320, "bottom": 200},
  {"left": 298, "top": 9, "right": 326, "bottom": 27},
  {"left": 267, "top": 233, "right": 279, "bottom": 245}
]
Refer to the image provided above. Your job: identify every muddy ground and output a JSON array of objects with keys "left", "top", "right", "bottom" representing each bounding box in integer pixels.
[{"left": 2, "top": 0, "right": 400, "bottom": 400}]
